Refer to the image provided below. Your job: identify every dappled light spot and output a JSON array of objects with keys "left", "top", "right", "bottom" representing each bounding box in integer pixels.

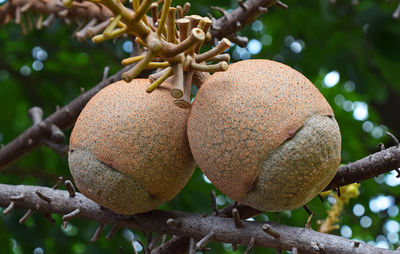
[
  {"left": 323, "top": 71, "right": 340, "bottom": 88},
  {"left": 353, "top": 203, "right": 365, "bottom": 217},
  {"left": 360, "top": 216, "right": 372, "bottom": 228},
  {"left": 202, "top": 174, "right": 211, "bottom": 184},
  {"left": 369, "top": 195, "right": 394, "bottom": 213},
  {"left": 261, "top": 34, "right": 272, "bottom": 46},
  {"left": 232, "top": 46, "right": 250, "bottom": 60},
  {"left": 223, "top": 243, "right": 233, "bottom": 251},
  {"left": 290, "top": 41, "right": 302, "bottom": 53},
  {"left": 32, "top": 47, "right": 48, "bottom": 61},
  {"left": 387, "top": 232, "right": 399, "bottom": 244},
  {"left": 334, "top": 94, "right": 345, "bottom": 106},
  {"left": 342, "top": 100, "right": 352, "bottom": 112},
  {"left": 133, "top": 241, "right": 143, "bottom": 252},
  {"left": 340, "top": 225, "right": 352, "bottom": 238},
  {"left": 388, "top": 205, "right": 399, "bottom": 217},
  {"left": 123, "top": 41, "right": 133, "bottom": 53},
  {"left": 375, "top": 235, "right": 389, "bottom": 249},
  {"left": 344, "top": 80, "right": 356, "bottom": 92},
  {"left": 251, "top": 20, "right": 263, "bottom": 31},
  {"left": 284, "top": 35, "right": 294, "bottom": 46},
  {"left": 362, "top": 121, "right": 374, "bottom": 132},
  {"left": 385, "top": 171, "right": 400, "bottom": 187},
  {"left": 352, "top": 101, "right": 368, "bottom": 121},
  {"left": 122, "top": 229, "right": 134, "bottom": 241},
  {"left": 375, "top": 174, "right": 385, "bottom": 184},
  {"left": 62, "top": 223, "right": 78, "bottom": 236},
  {"left": 32, "top": 61, "right": 44, "bottom": 71},
  {"left": 327, "top": 195, "right": 336, "bottom": 204},
  {"left": 384, "top": 220, "right": 400, "bottom": 234},
  {"left": 371, "top": 126, "right": 384, "bottom": 139},
  {"left": 20, "top": 65, "right": 31, "bottom": 76},
  {"left": 273, "top": 54, "right": 284, "bottom": 62},
  {"left": 216, "top": 195, "right": 226, "bottom": 206},
  {"left": 33, "top": 247, "right": 44, "bottom": 254},
  {"left": 247, "top": 39, "right": 262, "bottom": 55},
  {"left": 0, "top": 70, "right": 9, "bottom": 81}
]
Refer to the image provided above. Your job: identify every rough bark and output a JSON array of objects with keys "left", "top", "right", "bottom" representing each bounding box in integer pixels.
[{"left": 0, "top": 183, "right": 395, "bottom": 254}]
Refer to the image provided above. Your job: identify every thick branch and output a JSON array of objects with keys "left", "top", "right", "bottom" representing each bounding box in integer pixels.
[
  {"left": 0, "top": 183, "right": 395, "bottom": 254},
  {"left": 324, "top": 145, "right": 400, "bottom": 190},
  {"left": 0, "top": 0, "right": 112, "bottom": 25},
  {"left": 210, "top": 0, "right": 276, "bottom": 41},
  {"left": 0, "top": 66, "right": 130, "bottom": 170}
]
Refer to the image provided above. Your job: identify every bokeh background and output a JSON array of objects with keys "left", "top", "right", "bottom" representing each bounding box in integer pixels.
[{"left": 1, "top": 0, "right": 400, "bottom": 253}]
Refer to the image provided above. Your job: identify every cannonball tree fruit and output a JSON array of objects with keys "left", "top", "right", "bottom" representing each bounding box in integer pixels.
[
  {"left": 187, "top": 59, "right": 341, "bottom": 212},
  {"left": 68, "top": 79, "right": 195, "bottom": 215}
]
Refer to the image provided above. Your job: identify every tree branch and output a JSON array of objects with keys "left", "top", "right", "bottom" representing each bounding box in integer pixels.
[
  {"left": 324, "top": 145, "right": 400, "bottom": 190},
  {"left": 0, "top": 0, "right": 112, "bottom": 25},
  {"left": 0, "top": 66, "right": 130, "bottom": 170},
  {"left": 210, "top": 0, "right": 280, "bottom": 46},
  {"left": 0, "top": 183, "right": 395, "bottom": 254}
]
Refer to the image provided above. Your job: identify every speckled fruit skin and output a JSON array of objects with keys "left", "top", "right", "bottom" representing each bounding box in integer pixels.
[
  {"left": 187, "top": 59, "right": 341, "bottom": 212},
  {"left": 68, "top": 79, "right": 195, "bottom": 215}
]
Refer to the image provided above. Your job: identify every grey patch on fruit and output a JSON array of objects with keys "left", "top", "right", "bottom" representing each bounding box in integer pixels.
[
  {"left": 68, "top": 148, "right": 162, "bottom": 215},
  {"left": 243, "top": 114, "right": 341, "bottom": 212}
]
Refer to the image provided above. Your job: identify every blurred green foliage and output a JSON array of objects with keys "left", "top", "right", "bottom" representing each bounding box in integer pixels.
[{"left": 1, "top": 0, "right": 400, "bottom": 253}]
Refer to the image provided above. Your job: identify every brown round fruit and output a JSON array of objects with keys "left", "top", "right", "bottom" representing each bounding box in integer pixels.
[
  {"left": 68, "top": 79, "right": 195, "bottom": 215},
  {"left": 187, "top": 59, "right": 341, "bottom": 212}
]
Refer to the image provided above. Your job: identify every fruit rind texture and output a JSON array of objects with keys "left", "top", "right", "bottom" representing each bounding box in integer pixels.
[
  {"left": 69, "top": 79, "right": 195, "bottom": 215},
  {"left": 245, "top": 114, "right": 341, "bottom": 211},
  {"left": 187, "top": 59, "right": 341, "bottom": 212}
]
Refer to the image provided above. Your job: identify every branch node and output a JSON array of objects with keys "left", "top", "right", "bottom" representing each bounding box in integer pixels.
[
  {"left": 50, "top": 124, "right": 65, "bottom": 143},
  {"left": 36, "top": 190, "right": 52, "bottom": 203},
  {"left": 238, "top": 0, "right": 247, "bottom": 10},
  {"left": 19, "top": 209, "right": 34, "bottom": 224},
  {"left": 305, "top": 212, "right": 314, "bottom": 229},
  {"left": 244, "top": 236, "right": 255, "bottom": 254},
  {"left": 210, "top": 190, "right": 219, "bottom": 215},
  {"left": 262, "top": 224, "right": 280, "bottom": 238},
  {"left": 258, "top": 7, "right": 268, "bottom": 13},
  {"left": 3, "top": 201, "right": 15, "bottom": 215},
  {"left": 232, "top": 208, "right": 244, "bottom": 228},
  {"left": 28, "top": 107, "right": 43, "bottom": 125},
  {"left": 195, "top": 231, "right": 215, "bottom": 249},
  {"left": 10, "top": 194, "right": 24, "bottom": 201},
  {"left": 106, "top": 224, "right": 119, "bottom": 240},
  {"left": 90, "top": 223, "right": 105, "bottom": 242},
  {"left": 52, "top": 176, "right": 64, "bottom": 189},
  {"left": 377, "top": 143, "right": 385, "bottom": 151},
  {"left": 353, "top": 241, "right": 360, "bottom": 248},
  {"left": 62, "top": 208, "right": 81, "bottom": 221},
  {"left": 211, "top": 6, "right": 228, "bottom": 17},
  {"left": 64, "top": 180, "right": 76, "bottom": 197},
  {"left": 276, "top": 0, "right": 289, "bottom": 9},
  {"left": 393, "top": 3, "right": 400, "bottom": 19},
  {"left": 62, "top": 221, "right": 68, "bottom": 230},
  {"left": 386, "top": 132, "right": 399, "bottom": 147},
  {"left": 189, "top": 237, "right": 196, "bottom": 254},
  {"left": 166, "top": 218, "right": 181, "bottom": 228}
]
